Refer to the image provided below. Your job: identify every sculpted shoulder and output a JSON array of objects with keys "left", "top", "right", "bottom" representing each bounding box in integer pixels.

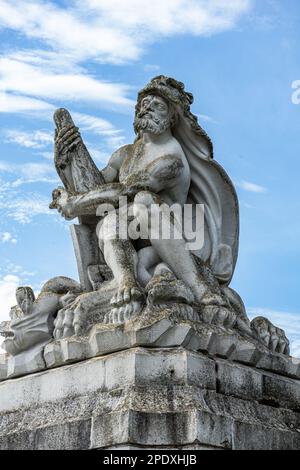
[{"left": 109, "top": 144, "right": 134, "bottom": 171}]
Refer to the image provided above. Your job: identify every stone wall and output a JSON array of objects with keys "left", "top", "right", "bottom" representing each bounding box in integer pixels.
[{"left": 0, "top": 347, "right": 299, "bottom": 450}]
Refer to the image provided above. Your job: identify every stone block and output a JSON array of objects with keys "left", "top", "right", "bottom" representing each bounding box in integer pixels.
[
  {"left": 207, "top": 332, "right": 237, "bottom": 359},
  {"left": 134, "top": 349, "right": 216, "bottom": 389},
  {"left": 0, "top": 419, "right": 91, "bottom": 450},
  {"left": 232, "top": 421, "right": 300, "bottom": 450},
  {"left": 231, "top": 339, "right": 263, "bottom": 366},
  {"left": 44, "top": 341, "right": 63, "bottom": 368},
  {"left": 216, "top": 360, "right": 263, "bottom": 401},
  {"left": 257, "top": 352, "right": 300, "bottom": 380},
  {"left": 60, "top": 337, "right": 88, "bottom": 364},
  {"left": 0, "top": 354, "right": 8, "bottom": 381},
  {"left": 6, "top": 343, "right": 46, "bottom": 379},
  {"left": 91, "top": 410, "right": 232, "bottom": 449},
  {"left": 262, "top": 374, "right": 300, "bottom": 411},
  {"left": 153, "top": 324, "right": 193, "bottom": 348},
  {"left": 88, "top": 325, "right": 132, "bottom": 357}
]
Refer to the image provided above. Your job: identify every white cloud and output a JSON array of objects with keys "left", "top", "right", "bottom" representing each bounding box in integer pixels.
[
  {"left": 0, "top": 90, "right": 54, "bottom": 114},
  {"left": 0, "top": 274, "right": 20, "bottom": 323},
  {"left": 248, "top": 307, "right": 300, "bottom": 358},
  {"left": 4, "top": 129, "right": 53, "bottom": 149},
  {"left": 238, "top": 180, "right": 267, "bottom": 193},
  {"left": 0, "top": 1, "right": 252, "bottom": 64},
  {"left": 197, "top": 114, "right": 217, "bottom": 124},
  {"left": 0, "top": 185, "right": 52, "bottom": 223},
  {"left": 0, "top": 0, "right": 251, "bottom": 117},
  {"left": 144, "top": 64, "right": 160, "bottom": 72},
  {"left": 0, "top": 232, "right": 17, "bottom": 244},
  {"left": 0, "top": 160, "right": 58, "bottom": 187},
  {"left": 0, "top": 56, "right": 134, "bottom": 109}
]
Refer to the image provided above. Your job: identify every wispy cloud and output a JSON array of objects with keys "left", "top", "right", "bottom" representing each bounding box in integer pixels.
[
  {"left": 144, "top": 64, "right": 160, "bottom": 72},
  {"left": 0, "top": 274, "right": 20, "bottom": 323},
  {"left": 237, "top": 180, "right": 267, "bottom": 193},
  {"left": 248, "top": 307, "right": 300, "bottom": 358},
  {"left": 0, "top": 1, "right": 252, "bottom": 64},
  {"left": 0, "top": 160, "right": 58, "bottom": 187},
  {"left": 0, "top": 56, "right": 134, "bottom": 109},
  {"left": 4, "top": 129, "right": 53, "bottom": 149},
  {"left": 0, "top": 91, "right": 54, "bottom": 114},
  {"left": 0, "top": 0, "right": 252, "bottom": 120},
  {"left": 197, "top": 114, "right": 217, "bottom": 124},
  {"left": 0, "top": 232, "right": 17, "bottom": 244},
  {"left": 0, "top": 194, "right": 52, "bottom": 224}
]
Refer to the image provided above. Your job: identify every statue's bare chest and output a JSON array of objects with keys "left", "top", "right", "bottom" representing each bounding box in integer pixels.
[{"left": 119, "top": 141, "right": 176, "bottom": 182}]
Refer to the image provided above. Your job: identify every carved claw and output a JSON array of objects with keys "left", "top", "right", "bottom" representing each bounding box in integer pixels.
[{"left": 53, "top": 297, "right": 87, "bottom": 339}]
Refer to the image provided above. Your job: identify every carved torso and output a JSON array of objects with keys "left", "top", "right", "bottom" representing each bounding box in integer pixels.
[{"left": 118, "top": 137, "right": 191, "bottom": 206}]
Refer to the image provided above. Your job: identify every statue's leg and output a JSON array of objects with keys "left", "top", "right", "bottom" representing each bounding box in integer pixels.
[
  {"left": 133, "top": 191, "right": 226, "bottom": 307},
  {"left": 98, "top": 210, "right": 144, "bottom": 322}
]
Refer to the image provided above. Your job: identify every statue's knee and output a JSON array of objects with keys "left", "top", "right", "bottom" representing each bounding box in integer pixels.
[
  {"left": 134, "top": 190, "right": 159, "bottom": 208},
  {"left": 97, "top": 213, "right": 118, "bottom": 243}
]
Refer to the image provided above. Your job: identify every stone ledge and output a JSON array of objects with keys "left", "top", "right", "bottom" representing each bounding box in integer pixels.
[
  {"left": 1, "top": 318, "right": 299, "bottom": 383},
  {"left": 0, "top": 347, "right": 299, "bottom": 450},
  {"left": 0, "top": 347, "right": 299, "bottom": 416}
]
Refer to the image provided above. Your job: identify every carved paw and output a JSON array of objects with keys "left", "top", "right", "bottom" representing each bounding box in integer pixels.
[
  {"left": 251, "top": 317, "right": 290, "bottom": 355},
  {"left": 200, "top": 293, "right": 237, "bottom": 328},
  {"left": 201, "top": 305, "right": 237, "bottom": 329},
  {"left": 54, "top": 298, "right": 87, "bottom": 339},
  {"left": 146, "top": 269, "right": 194, "bottom": 307}
]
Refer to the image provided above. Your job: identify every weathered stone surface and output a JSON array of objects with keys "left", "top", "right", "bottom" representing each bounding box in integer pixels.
[
  {"left": 43, "top": 341, "right": 63, "bottom": 368},
  {"left": 0, "top": 348, "right": 299, "bottom": 450},
  {"left": 232, "top": 421, "right": 300, "bottom": 451},
  {"left": 91, "top": 410, "right": 232, "bottom": 449},
  {"left": 0, "top": 419, "right": 91, "bottom": 450},
  {"left": 216, "top": 360, "right": 263, "bottom": 402},
  {"left": 0, "top": 354, "right": 8, "bottom": 381},
  {"left": 6, "top": 343, "right": 47, "bottom": 379},
  {"left": 1, "top": 318, "right": 299, "bottom": 384},
  {"left": 257, "top": 352, "right": 300, "bottom": 380},
  {"left": 262, "top": 374, "right": 300, "bottom": 411}
]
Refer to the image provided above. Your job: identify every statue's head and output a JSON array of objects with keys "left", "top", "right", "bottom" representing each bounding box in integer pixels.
[
  {"left": 16, "top": 286, "right": 35, "bottom": 316},
  {"left": 134, "top": 93, "right": 175, "bottom": 136},
  {"left": 134, "top": 75, "right": 198, "bottom": 137}
]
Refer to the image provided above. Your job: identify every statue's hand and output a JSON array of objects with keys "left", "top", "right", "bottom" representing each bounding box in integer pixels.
[
  {"left": 49, "top": 187, "right": 75, "bottom": 220},
  {"left": 54, "top": 124, "right": 81, "bottom": 169}
]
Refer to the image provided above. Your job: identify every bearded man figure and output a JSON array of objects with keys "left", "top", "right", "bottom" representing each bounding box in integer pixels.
[{"left": 50, "top": 76, "right": 252, "bottom": 338}]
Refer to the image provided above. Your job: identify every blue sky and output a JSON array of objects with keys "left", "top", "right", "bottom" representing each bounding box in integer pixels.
[{"left": 0, "top": 0, "right": 300, "bottom": 356}]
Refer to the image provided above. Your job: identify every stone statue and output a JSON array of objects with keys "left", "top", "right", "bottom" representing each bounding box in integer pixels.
[
  {"left": 0, "top": 277, "right": 82, "bottom": 356},
  {"left": 0, "top": 76, "right": 290, "bottom": 376},
  {"left": 46, "top": 75, "right": 288, "bottom": 354}
]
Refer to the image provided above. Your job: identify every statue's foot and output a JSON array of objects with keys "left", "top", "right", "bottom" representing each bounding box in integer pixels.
[
  {"left": 104, "top": 300, "right": 143, "bottom": 324},
  {"left": 251, "top": 317, "right": 290, "bottom": 355},
  {"left": 110, "top": 283, "right": 144, "bottom": 307},
  {"left": 104, "top": 281, "right": 145, "bottom": 324}
]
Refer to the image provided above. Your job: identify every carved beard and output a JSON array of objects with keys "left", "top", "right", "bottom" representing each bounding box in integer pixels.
[{"left": 134, "top": 114, "right": 171, "bottom": 135}]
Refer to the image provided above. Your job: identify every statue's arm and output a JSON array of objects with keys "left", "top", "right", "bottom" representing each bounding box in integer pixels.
[
  {"left": 101, "top": 145, "right": 129, "bottom": 183},
  {"left": 122, "top": 154, "right": 184, "bottom": 196}
]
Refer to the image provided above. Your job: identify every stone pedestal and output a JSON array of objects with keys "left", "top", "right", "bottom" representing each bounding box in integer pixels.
[{"left": 0, "top": 343, "right": 299, "bottom": 450}]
